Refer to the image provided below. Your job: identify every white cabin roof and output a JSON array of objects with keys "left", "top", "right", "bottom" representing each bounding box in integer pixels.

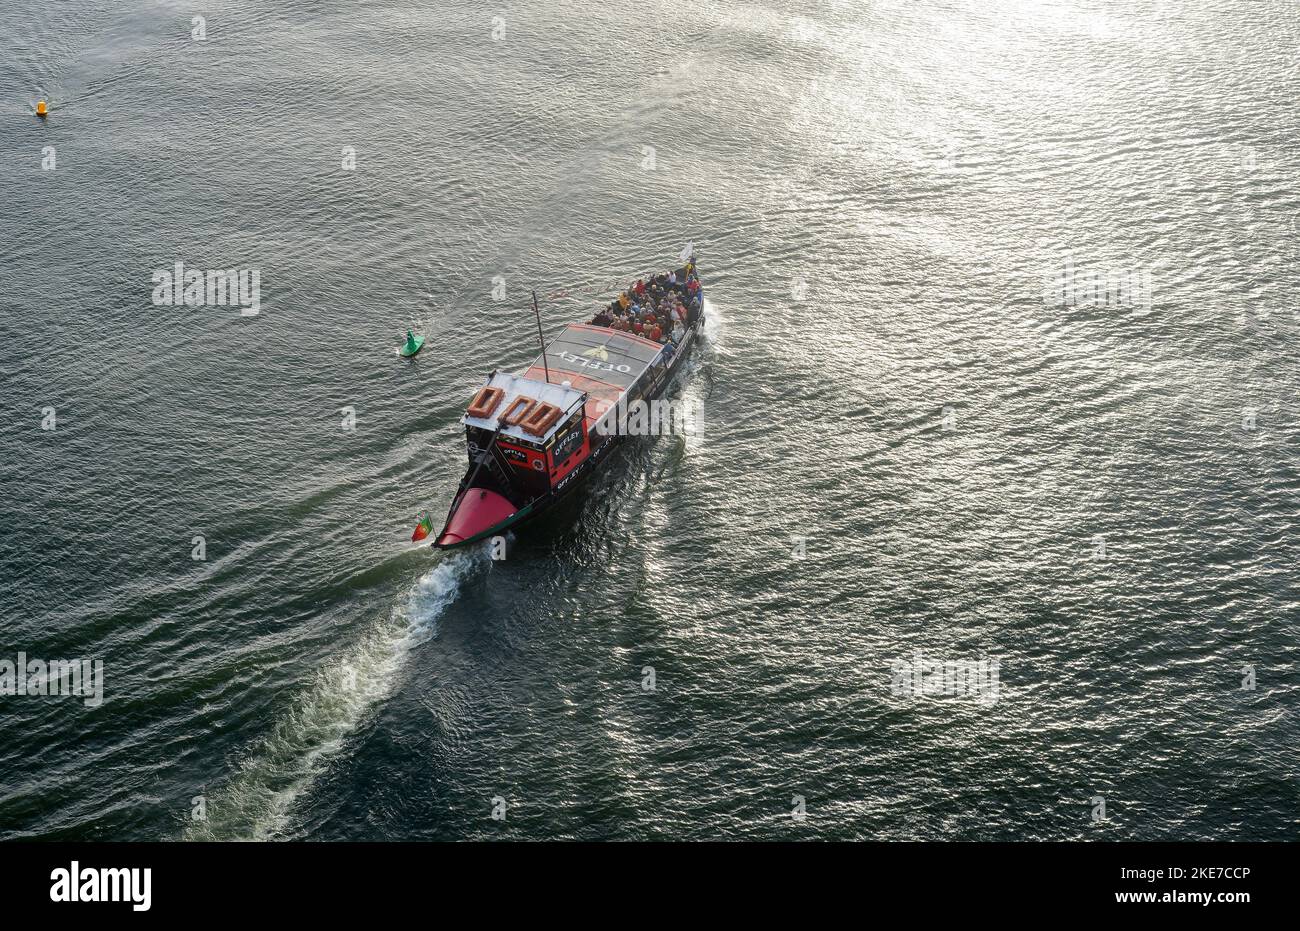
[{"left": 462, "top": 372, "right": 586, "bottom": 444}]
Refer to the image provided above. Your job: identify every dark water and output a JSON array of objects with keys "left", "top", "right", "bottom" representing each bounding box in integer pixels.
[{"left": 1, "top": 0, "right": 1297, "bottom": 840}]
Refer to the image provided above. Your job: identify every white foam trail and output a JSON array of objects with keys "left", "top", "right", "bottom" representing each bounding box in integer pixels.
[
  {"left": 701, "top": 296, "right": 723, "bottom": 344},
  {"left": 184, "top": 551, "right": 483, "bottom": 841},
  {"left": 673, "top": 298, "right": 720, "bottom": 456}
]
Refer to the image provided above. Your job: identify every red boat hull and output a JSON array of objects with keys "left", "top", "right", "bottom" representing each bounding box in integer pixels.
[{"left": 434, "top": 487, "right": 518, "bottom": 547}]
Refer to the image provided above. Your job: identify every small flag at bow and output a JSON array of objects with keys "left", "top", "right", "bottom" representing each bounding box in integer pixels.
[{"left": 411, "top": 513, "right": 433, "bottom": 542}]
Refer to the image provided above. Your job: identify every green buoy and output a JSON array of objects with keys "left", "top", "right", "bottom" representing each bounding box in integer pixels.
[{"left": 399, "top": 329, "right": 425, "bottom": 357}]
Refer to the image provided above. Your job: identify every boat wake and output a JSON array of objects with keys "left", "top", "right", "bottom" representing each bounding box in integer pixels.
[
  {"left": 701, "top": 295, "right": 724, "bottom": 345},
  {"left": 677, "top": 296, "right": 723, "bottom": 455},
  {"left": 183, "top": 550, "right": 484, "bottom": 841}
]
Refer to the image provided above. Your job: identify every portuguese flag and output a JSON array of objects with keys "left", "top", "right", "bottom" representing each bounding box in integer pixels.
[{"left": 411, "top": 513, "right": 433, "bottom": 542}]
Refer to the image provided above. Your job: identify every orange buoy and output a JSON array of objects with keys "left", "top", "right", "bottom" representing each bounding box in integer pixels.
[
  {"left": 501, "top": 395, "right": 536, "bottom": 427},
  {"left": 467, "top": 385, "right": 505, "bottom": 419},
  {"left": 520, "top": 402, "right": 562, "bottom": 437},
  {"left": 36, "top": 100, "right": 47, "bottom": 117}
]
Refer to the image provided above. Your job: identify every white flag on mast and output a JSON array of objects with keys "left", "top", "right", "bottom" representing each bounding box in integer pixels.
[{"left": 678, "top": 241, "right": 695, "bottom": 264}]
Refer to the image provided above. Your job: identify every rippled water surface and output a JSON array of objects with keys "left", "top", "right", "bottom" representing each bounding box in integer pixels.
[{"left": 0, "top": 0, "right": 1297, "bottom": 840}]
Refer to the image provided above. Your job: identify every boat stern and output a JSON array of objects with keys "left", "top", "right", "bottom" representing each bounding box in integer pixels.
[{"left": 434, "top": 487, "right": 518, "bottom": 548}]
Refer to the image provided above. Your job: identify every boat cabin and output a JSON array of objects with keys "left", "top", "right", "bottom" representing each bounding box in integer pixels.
[{"left": 461, "top": 371, "right": 589, "bottom": 496}]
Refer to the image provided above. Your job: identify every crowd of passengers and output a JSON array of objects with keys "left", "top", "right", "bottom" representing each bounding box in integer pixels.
[{"left": 588, "top": 263, "right": 702, "bottom": 350}]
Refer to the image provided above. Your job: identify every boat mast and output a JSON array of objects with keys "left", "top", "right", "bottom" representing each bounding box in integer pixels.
[{"left": 532, "top": 290, "right": 550, "bottom": 384}]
